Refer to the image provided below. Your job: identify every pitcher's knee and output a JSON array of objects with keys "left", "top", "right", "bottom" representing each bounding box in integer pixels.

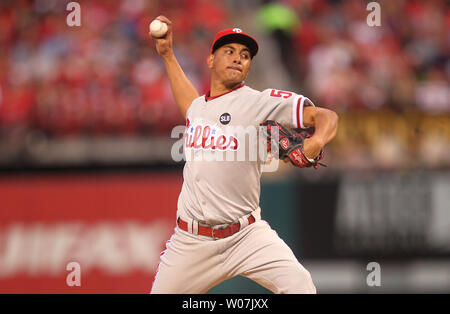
[{"left": 281, "top": 267, "right": 316, "bottom": 294}]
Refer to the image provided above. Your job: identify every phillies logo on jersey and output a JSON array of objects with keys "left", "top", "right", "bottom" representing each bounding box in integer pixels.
[{"left": 184, "top": 121, "right": 239, "bottom": 151}]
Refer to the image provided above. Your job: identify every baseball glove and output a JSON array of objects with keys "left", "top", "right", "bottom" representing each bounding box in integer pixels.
[{"left": 260, "top": 120, "right": 325, "bottom": 168}]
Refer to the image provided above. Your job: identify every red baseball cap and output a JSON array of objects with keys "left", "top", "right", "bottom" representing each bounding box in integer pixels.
[{"left": 210, "top": 28, "right": 259, "bottom": 58}]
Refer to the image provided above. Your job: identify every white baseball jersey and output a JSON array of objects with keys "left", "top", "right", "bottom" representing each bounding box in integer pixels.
[
  {"left": 177, "top": 84, "right": 313, "bottom": 225},
  {"left": 152, "top": 83, "right": 317, "bottom": 294}
]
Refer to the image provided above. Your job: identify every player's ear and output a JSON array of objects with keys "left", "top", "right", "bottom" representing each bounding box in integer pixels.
[{"left": 206, "top": 54, "right": 214, "bottom": 69}]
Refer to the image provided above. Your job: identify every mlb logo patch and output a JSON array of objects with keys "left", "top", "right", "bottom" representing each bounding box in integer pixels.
[
  {"left": 280, "top": 138, "right": 289, "bottom": 150},
  {"left": 220, "top": 113, "right": 231, "bottom": 125}
]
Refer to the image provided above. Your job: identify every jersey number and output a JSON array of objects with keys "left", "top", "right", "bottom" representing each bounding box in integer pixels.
[{"left": 270, "top": 89, "right": 292, "bottom": 99}]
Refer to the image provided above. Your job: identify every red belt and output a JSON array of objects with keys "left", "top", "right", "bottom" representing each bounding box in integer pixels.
[{"left": 177, "top": 215, "right": 256, "bottom": 239}]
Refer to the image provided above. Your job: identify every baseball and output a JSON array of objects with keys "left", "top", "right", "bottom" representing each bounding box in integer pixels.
[{"left": 149, "top": 20, "right": 168, "bottom": 38}]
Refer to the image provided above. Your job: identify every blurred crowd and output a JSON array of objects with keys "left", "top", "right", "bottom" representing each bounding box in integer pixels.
[
  {"left": 0, "top": 0, "right": 450, "bottom": 135},
  {"left": 0, "top": 0, "right": 228, "bottom": 137},
  {"left": 0, "top": 0, "right": 448, "bottom": 142},
  {"left": 284, "top": 0, "right": 449, "bottom": 112}
]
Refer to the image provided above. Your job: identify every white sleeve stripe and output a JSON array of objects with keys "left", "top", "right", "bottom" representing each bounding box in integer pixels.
[
  {"left": 299, "top": 96, "right": 306, "bottom": 129},
  {"left": 292, "top": 94, "right": 300, "bottom": 128},
  {"left": 299, "top": 96, "right": 315, "bottom": 129},
  {"left": 293, "top": 94, "right": 315, "bottom": 129}
]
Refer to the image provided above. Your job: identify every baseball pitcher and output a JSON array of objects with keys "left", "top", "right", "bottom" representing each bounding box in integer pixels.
[{"left": 150, "top": 16, "right": 338, "bottom": 294}]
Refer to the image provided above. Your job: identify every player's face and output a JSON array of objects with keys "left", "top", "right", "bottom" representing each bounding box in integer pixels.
[{"left": 208, "top": 43, "right": 251, "bottom": 88}]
